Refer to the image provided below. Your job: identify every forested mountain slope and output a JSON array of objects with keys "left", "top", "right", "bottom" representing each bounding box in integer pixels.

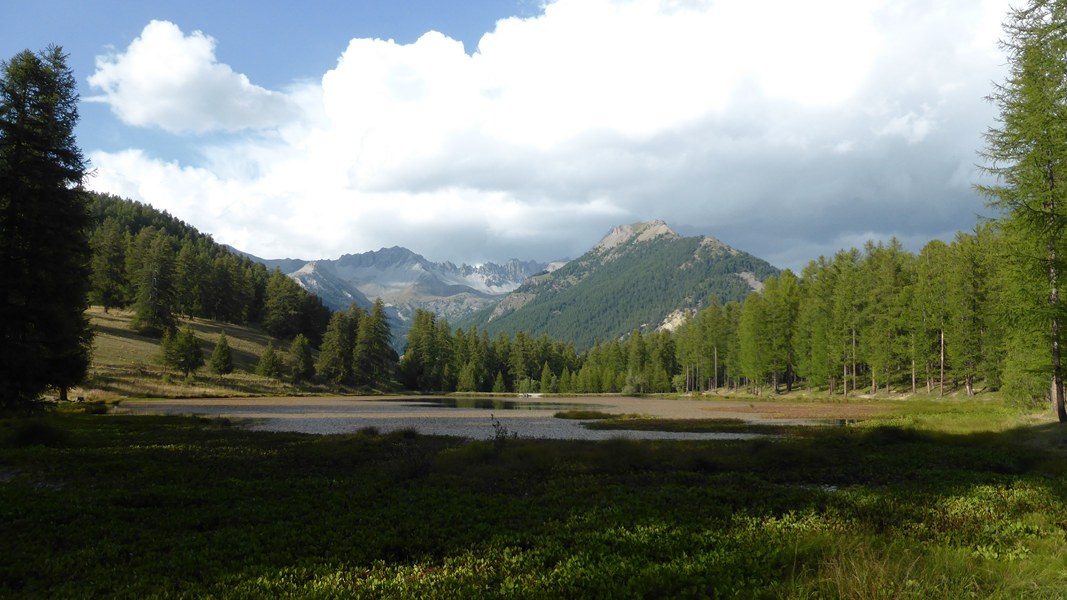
[
  {"left": 466, "top": 220, "right": 779, "bottom": 350},
  {"left": 87, "top": 193, "right": 331, "bottom": 345}
]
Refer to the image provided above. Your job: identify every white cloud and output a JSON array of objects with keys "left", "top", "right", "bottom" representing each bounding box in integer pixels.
[
  {"left": 85, "top": 0, "right": 1015, "bottom": 269},
  {"left": 87, "top": 20, "right": 300, "bottom": 133}
]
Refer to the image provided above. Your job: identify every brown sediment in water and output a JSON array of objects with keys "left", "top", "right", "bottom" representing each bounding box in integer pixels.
[{"left": 117, "top": 395, "right": 884, "bottom": 435}]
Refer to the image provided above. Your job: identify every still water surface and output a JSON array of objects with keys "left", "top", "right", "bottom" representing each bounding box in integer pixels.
[{"left": 117, "top": 396, "right": 765, "bottom": 441}]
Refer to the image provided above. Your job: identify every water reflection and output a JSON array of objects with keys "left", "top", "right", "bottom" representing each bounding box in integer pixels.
[{"left": 392, "top": 397, "right": 599, "bottom": 411}]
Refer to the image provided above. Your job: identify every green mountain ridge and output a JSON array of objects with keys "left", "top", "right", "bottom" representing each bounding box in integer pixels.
[{"left": 462, "top": 220, "right": 779, "bottom": 350}]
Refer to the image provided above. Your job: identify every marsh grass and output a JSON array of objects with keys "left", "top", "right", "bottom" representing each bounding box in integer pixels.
[
  {"left": 2, "top": 400, "right": 1065, "bottom": 597},
  {"left": 553, "top": 410, "right": 646, "bottom": 420},
  {"left": 582, "top": 416, "right": 809, "bottom": 435}
]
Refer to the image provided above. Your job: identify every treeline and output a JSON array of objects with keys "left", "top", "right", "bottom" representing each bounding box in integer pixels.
[
  {"left": 675, "top": 226, "right": 1041, "bottom": 399},
  {"left": 398, "top": 305, "right": 686, "bottom": 394},
  {"left": 84, "top": 194, "right": 1034, "bottom": 400},
  {"left": 87, "top": 193, "right": 330, "bottom": 344},
  {"left": 397, "top": 225, "right": 1041, "bottom": 400}
]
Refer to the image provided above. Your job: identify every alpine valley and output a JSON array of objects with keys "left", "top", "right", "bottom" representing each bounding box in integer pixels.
[{"left": 243, "top": 220, "right": 778, "bottom": 350}]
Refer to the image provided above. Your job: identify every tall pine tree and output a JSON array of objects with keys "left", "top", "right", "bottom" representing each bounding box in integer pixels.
[
  {"left": 0, "top": 46, "right": 92, "bottom": 406},
  {"left": 979, "top": 0, "right": 1067, "bottom": 420}
]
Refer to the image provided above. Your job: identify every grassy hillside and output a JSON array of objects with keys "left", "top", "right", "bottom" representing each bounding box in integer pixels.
[{"left": 78, "top": 306, "right": 323, "bottom": 400}]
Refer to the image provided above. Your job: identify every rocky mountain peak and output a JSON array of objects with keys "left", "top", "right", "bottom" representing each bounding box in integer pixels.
[{"left": 594, "top": 220, "right": 679, "bottom": 252}]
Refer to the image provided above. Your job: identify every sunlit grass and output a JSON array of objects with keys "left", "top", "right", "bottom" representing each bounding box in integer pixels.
[
  {"left": 76, "top": 306, "right": 336, "bottom": 400},
  {"left": 3, "top": 397, "right": 1067, "bottom": 597}
]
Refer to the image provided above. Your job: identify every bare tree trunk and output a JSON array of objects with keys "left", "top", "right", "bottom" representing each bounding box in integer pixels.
[
  {"left": 1051, "top": 312, "right": 1067, "bottom": 421},
  {"left": 843, "top": 362, "right": 848, "bottom": 400},
  {"left": 713, "top": 347, "right": 718, "bottom": 391},
  {"left": 1049, "top": 231, "right": 1067, "bottom": 421},
  {"left": 939, "top": 328, "right": 945, "bottom": 398},
  {"left": 851, "top": 328, "right": 857, "bottom": 398},
  {"left": 912, "top": 359, "right": 917, "bottom": 395}
]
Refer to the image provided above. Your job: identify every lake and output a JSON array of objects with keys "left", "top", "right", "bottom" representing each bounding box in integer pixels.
[{"left": 115, "top": 395, "right": 778, "bottom": 441}]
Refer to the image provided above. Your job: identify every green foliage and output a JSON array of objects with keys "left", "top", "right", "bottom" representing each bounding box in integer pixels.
[
  {"left": 256, "top": 342, "right": 282, "bottom": 379},
  {"left": 2, "top": 404, "right": 1065, "bottom": 597},
  {"left": 315, "top": 306, "right": 359, "bottom": 384},
  {"left": 85, "top": 193, "right": 330, "bottom": 346},
  {"left": 352, "top": 299, "right": 396, "bottom": 388},
  {"left": 492, "top": 371, "right": 507, "bottom": 393},
  {"left": 209, "top": 332, "right": 234, "bottom": 376},
  {"left": 130, "top": 232, "right": 178, "bottom": 336},
  {"left": 89, "top": 217, "right": 127, "bottom": 311},
  {"left": 161, "top": 326, "right": 204, "bottom": 377},
  {"left": 978, "top": 0, "right": 1067, "bottom": 421},
  {"left": 474, "top": 229, "right": 778, "bottom": 352},
  {"left": 288, "top": 334, "right": 314, "bottom": 382},
  {"left": 0, "top": 46, "right": 92, "bottom": 408}
]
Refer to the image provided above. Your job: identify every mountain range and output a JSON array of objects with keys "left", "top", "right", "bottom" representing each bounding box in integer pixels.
[
  {"left": 240, "top": 220, "right": 779, "bottom": 350},
  {"left": 234, "top": 246, "right": 563, "bottom": 338},
  {"left": 460, "top": 220, "right": 779, "bottom": 349}
]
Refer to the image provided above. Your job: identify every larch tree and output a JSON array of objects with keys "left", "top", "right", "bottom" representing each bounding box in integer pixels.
[
  {"left": 289, "top": 334, "right": 314, "bottom": 382},
  {"left": 738, "top": 292, "right": 770, "bottom": 394},
  {"left": 89, "top": 217, "right": 127, "bottom": 312},
  {"left": 131, "top": 233, "right": 177, "bottom": 335},
  {"left": 978, "top": 0, "right": 1067, "bottom": 420},
  {"left": 316, "top": 308, "right": 358, "bottom": 384},
  {"left": 209, "top": 332, "right": 234, "bottom": 376},
  {"left": 0, "top": 46, "right": 93, "bottom": 407},
  {"left": 352, "top": 299, "right": 394, "bottom": 388}
]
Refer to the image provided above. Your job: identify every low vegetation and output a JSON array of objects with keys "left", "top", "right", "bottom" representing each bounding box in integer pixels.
[{"left": 2, "top": 398, "right": 1065, "bottom": 598}]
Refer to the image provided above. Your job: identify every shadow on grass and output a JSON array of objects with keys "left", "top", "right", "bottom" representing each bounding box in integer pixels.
[{"left": 2, "top": 409, "right": 1065, "bottom": 597}]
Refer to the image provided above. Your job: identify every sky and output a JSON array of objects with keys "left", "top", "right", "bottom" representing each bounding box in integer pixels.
[{"left": 2, "top": 0, "right": 1014, "bottom": 270}]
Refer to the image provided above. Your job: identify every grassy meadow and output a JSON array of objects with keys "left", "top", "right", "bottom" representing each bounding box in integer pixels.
[
  {"left": 78, "top": 306, "right": 334, "bottom": 401},
  {"left": 2, "top": 396, "right": 1066, "bottom": 598},
  {"left": 7, "top": 307, "right": 1065, "bottom": 596}
]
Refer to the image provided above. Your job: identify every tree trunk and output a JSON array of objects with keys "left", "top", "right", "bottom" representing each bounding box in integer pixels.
[
  {"left": 939, "top": 328, "right": 945, "bottom": 398},
  {"left": 911, "top": 359, "right": 917, "bottom": 395},
  {"left": 851, "top": 328, "right": 857, "bottom": 397},
  {"left": 713, "top": 347, "right": 718, "bottom": 391},
  {"left": 1049, "top": 232, "right": 1067, "bottom": 421}
]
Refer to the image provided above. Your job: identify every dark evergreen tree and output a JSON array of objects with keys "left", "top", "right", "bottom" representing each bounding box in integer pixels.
[
  {"left": 0, "top": 46, "right": 92, "bottom": 406},
  {"left": 316, "top": 308, "right": 357, "bottom": 384},
  {"left": 492, "top": 371, "right": 507, "bottom": 393},
  {"left": 262, "top": 269, "right": 302, "bottom": 339},
  {"left": 174, "top": 239, "right": 209, "bottom": 317},
  {"left": 89, "top": 217, "right": 127, "bottom": 312},
  {"left": 209, "top": 332, "right": 234, "bottom": 376},
  {"left": 131, "top": 234, "right": 178, "bottom": 335},
  {"left": 161, "top": 326, "right": 204, "bottom": 378},
  {"left": 289, "top": 333, "right": 314, "bottom": 382},
  {"left": 352, "top": 299, "right": 395, "bottom": 388},
  {"left": 256, "top": 342, "right": 282, "bottom": 379}
]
